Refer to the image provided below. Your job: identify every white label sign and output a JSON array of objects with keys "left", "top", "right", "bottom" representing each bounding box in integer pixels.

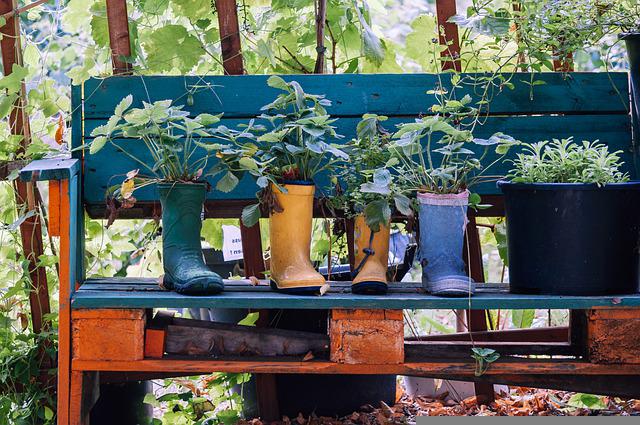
[{"left": 222, "top": 225, "right": 244, "bottom": 261}]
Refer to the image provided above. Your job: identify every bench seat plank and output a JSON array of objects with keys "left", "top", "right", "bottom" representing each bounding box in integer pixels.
[{"left": 71, "top": 278, "right": 640, "bottom": 310}]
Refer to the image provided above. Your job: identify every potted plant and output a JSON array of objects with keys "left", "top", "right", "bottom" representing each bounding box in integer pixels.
[
  {"left": 388, "top": 96, "right": 517, "bottom": 296},
  {"left": 333, "top": 114, "right": 412, "bottom": 295},
  {"left": 85, "top": 97, "right": 227, "bottom": 295},
  {"left": 498, "top": 137, "right": 640, "bottom": 295},
  {"left": 211, "top": 76, "right": 348, "bottom": 295}
]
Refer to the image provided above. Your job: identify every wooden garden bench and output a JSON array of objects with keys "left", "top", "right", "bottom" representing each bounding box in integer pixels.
[{"left": 21, "top": 72, "right": 640, "bottom": 425}]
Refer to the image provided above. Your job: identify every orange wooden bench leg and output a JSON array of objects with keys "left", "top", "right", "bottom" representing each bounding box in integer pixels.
[
  {"left": 588, "top": 307, "right": 640, "bottom": 364},
  {"left": 70, "top": 371, "right": 99, "bottom": 425},
  {"left": 330, "top": 309, "right": 404, "bottom": 364}
]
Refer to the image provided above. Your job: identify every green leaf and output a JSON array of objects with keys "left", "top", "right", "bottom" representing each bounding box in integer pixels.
[
  {"left": 511, "top": 309, "right": 535, "bottom": 328},
  {"left": 216, "top": 171, "right": 239, "bottom": 193},
  {"left": 238, "top": 156, "right": 259, "bottom": 171},
  {"left": 364, "top": 199, "right": 391, "bottom": 232},
  {"left": 114, "top": 95, "right": 133, "bottom": 117},
  {"left": 267, "top": 75, "right": 289, "bottom": 91},
  {"left": 196, "top": 113, "right": 221, "bottom": 126},
  {"left": 0, "top": 64, "right": 28, "bottom": 93},
  {"left": 393, "top": 194, "right": 413, "bottom": 216},
  {"left": 567, "top": 393, "right": 606, "bottom": 410},
  {"left": 89, "top": 136, "right": 108, "bottom": 154},
  {"left": 44, "top": 406, "right": 54, "bottom": 420},
  {"left": 142, "top": 25, "right": 203, "bottom": 72},
  {"left": 0, "top": 93, "right": 17, "bottom": 119},
  {"left": 238, "top": 312, "right": 259, "bottom": 326},
  {"left": 241, "top": 203, "right": 261, "bottom": 227},
  {"left": 171, "top": 0, "right": 212, "bottom": 20},
  {"left": 143, "top": 393, "right": 160, "bottom": 407}
]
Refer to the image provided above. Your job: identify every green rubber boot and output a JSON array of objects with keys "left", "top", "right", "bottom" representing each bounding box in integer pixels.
[{"left": 159, "top": 183, "right": 224, "bottom": 295}]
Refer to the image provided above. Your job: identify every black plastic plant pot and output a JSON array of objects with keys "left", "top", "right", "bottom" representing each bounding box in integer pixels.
[
  {"left": 497, "top": 180, "right": 640, "bottom": 296},
  {"left": 621, "top": 33, "right": 640, "bottom": 120}
]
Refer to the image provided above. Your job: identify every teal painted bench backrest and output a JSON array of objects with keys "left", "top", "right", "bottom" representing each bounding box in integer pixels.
[{"left": 75, "top": 73, "right": 635, "bottom": 218}]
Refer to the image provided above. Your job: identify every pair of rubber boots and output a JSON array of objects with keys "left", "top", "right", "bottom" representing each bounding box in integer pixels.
[
  {"left": 158, "top": 183, "right": 390, "bottom": 296},
  {"left": 269, "top": 184, "right": 389, "bottom": 295}
]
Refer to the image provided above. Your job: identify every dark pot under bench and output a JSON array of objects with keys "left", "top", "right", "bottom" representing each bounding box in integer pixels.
[{"left": 498, "top": 180, "right": 640, "bottom": 296}]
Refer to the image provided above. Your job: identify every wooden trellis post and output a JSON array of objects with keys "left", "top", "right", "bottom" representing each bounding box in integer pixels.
[{"left": 0, "top": 0, "right": 51, "bottom": 336}]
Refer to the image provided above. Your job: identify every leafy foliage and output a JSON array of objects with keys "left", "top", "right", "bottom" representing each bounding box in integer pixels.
[
  {"left": 507, "top": 137, "right": 629, "bottom": 185},
  {"left": 211, "top": 76, "right": 347, "bottom": 226},
  {"left": 332, "top": 114, "right": 411, "bottom": 232},
  {"left": 388, "top": 94, "right": 518, "bottom": 197}
]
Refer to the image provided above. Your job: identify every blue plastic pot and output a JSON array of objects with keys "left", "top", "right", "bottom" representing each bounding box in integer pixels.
[{"left": 417, "top": 191, "right": 474, "bottom": 296}]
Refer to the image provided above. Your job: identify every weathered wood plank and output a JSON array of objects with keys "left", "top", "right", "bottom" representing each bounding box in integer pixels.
[
  {"left": 163, "top": 318, "right": 329, "bottom": 357},
  {"left": 72, "top": 308, "right": 145, "bottom": 361},
  {"left": 71, "top": 284, "right": 640, "bottom": 310},
  {"left": 404, "top": 341, "right": 574, "bottom": 358},
  {"left": 80, "top": 73, "right": 630, "bottom": 118},
  {"left": 71, "top": 358, "right": 640, "bottom": 376},
  {"left": 19, "top": 158, "right": 80, "bottom": 181},
  {"left": 588, "top": 307, "right": 640, "bottom": 364},
  {"left": 330, "top": 309, "right": 404, "bottom": 364}
]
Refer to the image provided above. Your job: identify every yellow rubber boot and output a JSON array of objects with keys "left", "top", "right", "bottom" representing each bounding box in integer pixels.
[
  {"left": 269, "top": 183, "right": 326, "bottom": 294},
  {"left": 352, "top": 215, "right": 390, "bottom": 295}
]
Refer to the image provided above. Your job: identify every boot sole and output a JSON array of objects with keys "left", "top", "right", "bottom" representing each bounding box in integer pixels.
[
  {"left": 270, "top": 280, "right": 323, "bottom": 295},
  {"left": 164, "top": 275, "right": 224, "bottom": 296},
  {"left": 352, "top": 281, "right": 388, "bottom": 295}
]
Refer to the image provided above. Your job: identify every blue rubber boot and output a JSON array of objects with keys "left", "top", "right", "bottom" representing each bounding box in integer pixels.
[
  {"left": 159, "top": 183, "right": 224, "bottom": 295},
  {"left": 417, "top": 191, "right": 475, "bottom": 297}
]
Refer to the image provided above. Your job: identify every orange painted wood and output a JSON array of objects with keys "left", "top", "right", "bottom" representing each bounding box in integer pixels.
[
  {"left": 144, "top": 328, "right": 166, "bottom": 359},
  {"left": 330, "top": 309, "right": 404, "bottom": 364},
  {"left": 48, "top": 180, "right": 61, "bottom": 237},
  {"left": 72, "top": 309, "right": 145, "bottom": 361},
  {"left": 71, "top": 358, "right": 640, "bottom": 376},
  {"left": 435, "top": 0, "right": 461, "bottom": 71},
  {"left": 72, "top": 309, "right": 144, "bottom": 320},
  {"left": 588, "top": 307, "right": 640, "bottom": 364},
  {"left": 69, "top": 372, "right": 87, "bottom": 425},
  {"left": 58, "top": 178, "right": 72, "bottom": 425},
  {"left": 331, "top": 309, "right": 402, "bottom": 321}
]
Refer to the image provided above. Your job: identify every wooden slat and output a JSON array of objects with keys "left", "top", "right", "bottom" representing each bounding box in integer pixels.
[
  {"left": 79, "top": 73, "right": 630, "bottom": 119},
  {"left": 405, "top": 341, "right": 574, "bottom": 358},
  {"left": 70, "top": 282, "right": 640, "bottom": 310},
  {"left": 71, "top": 358, "right": 640, "bottom": 376}
]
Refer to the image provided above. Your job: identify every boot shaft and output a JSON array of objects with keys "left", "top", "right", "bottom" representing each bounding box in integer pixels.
[
  {"left": 159, "top": 183, "right": 205, "bottom": 250},
  {"left": 417, "top": 191, "right": 469, "bottom": 277},
  {"left": 270, "top": 183, "right": 316, "bottom": 262},
  {"left": 353, "top": 215, "right": 390, "bottom": 266}
]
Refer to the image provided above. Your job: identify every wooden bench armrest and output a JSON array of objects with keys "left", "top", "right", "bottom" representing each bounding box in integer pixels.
[{"left": 20, "top": 158, "right": 80, "bottom": 182}]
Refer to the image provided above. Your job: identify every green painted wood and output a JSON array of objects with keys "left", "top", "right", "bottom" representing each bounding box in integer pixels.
[
  {"left": 80, "top": 73, "right": 630, "bottom": 118},
  {"left": 19, "top": 158, "right": 80, "bottom": 182},
  {"left": 81, "top": 113, "right": 634, "bottom": 204},
  {"left": 71, "top": 279, "right": 640, "bottom": 310}
]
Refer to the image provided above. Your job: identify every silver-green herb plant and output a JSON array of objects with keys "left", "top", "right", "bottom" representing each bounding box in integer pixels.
[{"left": 507, "top": 137, "right": 629, "bottom": 185}]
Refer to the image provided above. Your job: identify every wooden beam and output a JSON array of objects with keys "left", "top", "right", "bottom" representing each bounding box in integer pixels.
[
  {"left": 72, "top": 358, "right": 640, "bottom": 376},
  {"left": 215, "top": 0, "right": 244, "bottom": 75},
  {"left": 435, "top": 0, "right": 461, "bottom": 71},
  {"left": 405, "top": 341, "right": 574, "bottom": 358},
  {"left": 105, "top": 0, "right": 132, "bottom": 74},
  {"left": 407, "top": 326, "right": 569, "bottom": 343},
  {"left": 0, "top": 0, "right": 51, "bottom": 336}
]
